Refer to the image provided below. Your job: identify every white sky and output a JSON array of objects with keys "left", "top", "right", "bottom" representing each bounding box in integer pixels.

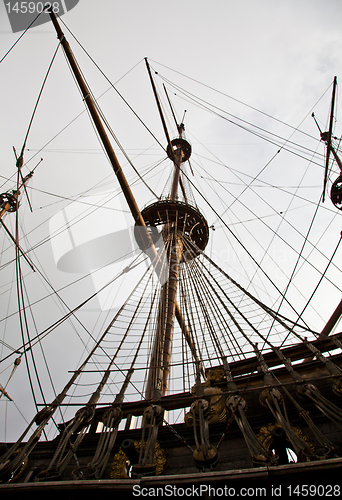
[{"left": 0, "top": 0, "right": 342, "bottom": 442}]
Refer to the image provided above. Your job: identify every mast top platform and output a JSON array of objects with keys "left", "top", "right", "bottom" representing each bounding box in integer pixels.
[
  {"left": 135, "top": 199, "right": 209, "bottom": 258},
  {"left": 166, "top": 138, "right": 192, "bottom": 163}
]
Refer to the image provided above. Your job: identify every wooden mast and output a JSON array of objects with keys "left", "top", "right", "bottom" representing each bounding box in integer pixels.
[
  {"left": 48, "top": 12, "right": 153, "bottom": 250},
  {"left": 48, "top": 13, "right": 201, "bottom": 400},
  {"left": 0, "top": 172, "right": 33, "bottom": 220},
  {"left": 144, "top": 59, "right": 185, "bottom": 399},
  {"left": 313, "top": 77, "right": 342, "bottom": 209},
  {"left": 322, "top": 76, "right": 338, "bottom": 202},
  {"left": 0, "top": 172, "right": 35, "bottom": 270}
]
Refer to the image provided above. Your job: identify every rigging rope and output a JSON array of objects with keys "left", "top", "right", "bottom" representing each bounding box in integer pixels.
[
  {"left": 0, "top": 9, "right": 47, "bottom": 64},
  {"left": 62, "top": 47, "right": 159, "bottom": 200},
  {"left": 56, "top": 18, "right": 162, "bottom": 198},
  {"left": 150, "top": 58, "right": 333, "bottom": 145},
  {"left": 0, "top": 357, "right": 21, "bottom": 402},
  {"left": 156, "top": 75, "right": 328, "bottom": 167},
  {"left": 59, "top": 20, "right": 165, "bottom": 150},
  {"left": 0, "top": 252, "right": 148, "bottom": 365},
  {"left": 14, "top": 167, "right": 41, "bottom": 421},
  {"left": 19, "top": 43, "right": 61, "bottom": 159},
  {"left": 280, "top": 232, "right": 342, "bottom": 348},
  {"left": 1, "top": 42, "right": 75, "bottom": 418},
  {"left": 264, "top": 194, "right": 324, "bottom": 346},
  {"left": 180, "top": 170, "right": 312, "bottom": 326},
  {"left": 196, "top": 161, "right": 342, "bottom": 281},
  {"left": 193, "top": 163, "right": 342, "bottom": 305}
]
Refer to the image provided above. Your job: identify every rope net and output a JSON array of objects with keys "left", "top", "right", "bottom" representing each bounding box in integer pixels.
[{"left": 62, "top": 227, "right": 318, "bottom": 410}]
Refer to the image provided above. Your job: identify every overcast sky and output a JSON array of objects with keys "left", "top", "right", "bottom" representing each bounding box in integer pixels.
[{"left": 0, "top": 0, "right": 342, "bottom": 442}]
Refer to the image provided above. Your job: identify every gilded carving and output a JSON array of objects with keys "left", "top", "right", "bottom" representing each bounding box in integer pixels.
[
  {"left": 185, "top": 367, "right": 227, "bottom": 426},
  {"left": 110, "top": 440, "right": 166, "bottom": 478},
  {"left": 204, "top": 367, "right": 226, "bottom": 385},
  {"left": 0, "top": 450, "right": 29, "bottom": 484},
  {"left": 333, "top": 377, "right": 342, "bottom": 397},
  {"left": 258, "top": 423, "right": 314, "bottom": 457}
]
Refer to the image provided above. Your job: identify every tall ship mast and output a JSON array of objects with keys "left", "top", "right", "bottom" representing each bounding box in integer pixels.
[{"left": 0, "top": 9, "right": 342, "bottom": 497}]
